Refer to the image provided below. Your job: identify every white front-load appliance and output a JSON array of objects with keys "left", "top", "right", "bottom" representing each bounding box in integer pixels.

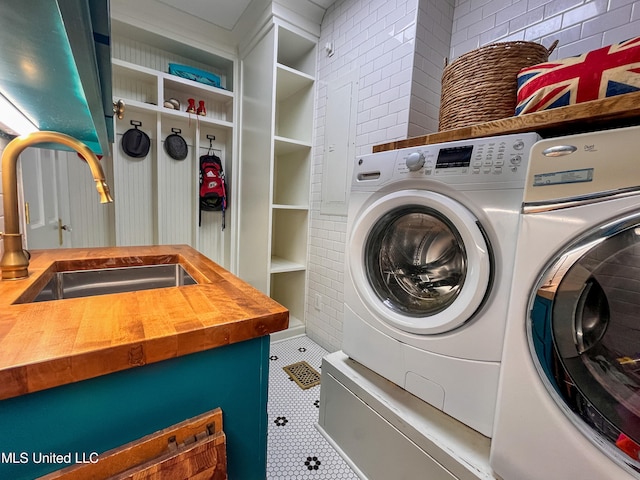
[
  {"left": 343, "top": 132, "right": 540, "bottom": 437},
  {"left": 491, "top": 125, "right": 640, "bottom": 479}
]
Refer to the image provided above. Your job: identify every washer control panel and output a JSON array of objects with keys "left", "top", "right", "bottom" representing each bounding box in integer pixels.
[
  {"left": 353, "top": 132, "right": 541, "bottom": 189},
  {"left": 396, "top": 132, "right": 540, "bottom": 179}
]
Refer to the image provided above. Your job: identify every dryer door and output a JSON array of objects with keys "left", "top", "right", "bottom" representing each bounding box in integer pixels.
[
  {"left": 530, "top": 212, "right": 640, "bottom": 472},
  {"left": 349, "top": 189, "right": 492, "bottom": 335}
]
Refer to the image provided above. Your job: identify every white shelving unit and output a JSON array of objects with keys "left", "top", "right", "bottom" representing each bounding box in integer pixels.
[
  {"left": 239, "top": 23, "right": 317, "bottom": 340},
  {"left": 111, "top": 47, "right": 235, "bottom": 268},
  {"left": 112, "top": 59, "right": 234, "bottom": 129}
]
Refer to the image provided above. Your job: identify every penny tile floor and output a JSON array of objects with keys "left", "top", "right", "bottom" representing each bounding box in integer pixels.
[{"left": 267, "top": 336, "right": 359, "bottom": 480}]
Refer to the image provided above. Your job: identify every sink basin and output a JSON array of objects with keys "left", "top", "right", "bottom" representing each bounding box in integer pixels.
[{"left": 31, "top": 263, "right": 197, "bottom": 302}]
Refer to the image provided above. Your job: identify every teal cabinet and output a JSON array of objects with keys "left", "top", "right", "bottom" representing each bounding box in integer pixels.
[{"left": 0, "top": 336, "right": 271, "bottom": 479}]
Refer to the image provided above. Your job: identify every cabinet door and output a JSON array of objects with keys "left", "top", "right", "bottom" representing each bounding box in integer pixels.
[{"left": 321, "top": 70, "right": 358, "bottom": 216}]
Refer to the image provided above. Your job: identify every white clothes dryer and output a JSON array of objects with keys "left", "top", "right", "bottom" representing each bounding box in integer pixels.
[
  {"left": 491, "top": 125, "right": 640, "bottom": 480},
  {"left": 343, "top": 132, "right": 540, "bottom": 437}
]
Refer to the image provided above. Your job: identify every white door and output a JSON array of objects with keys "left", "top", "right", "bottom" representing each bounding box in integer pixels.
[{"left": 20, "top": 147, "right": 72, "bottom": 249}]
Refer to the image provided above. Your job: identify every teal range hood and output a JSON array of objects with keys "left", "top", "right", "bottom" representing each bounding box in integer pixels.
[{"left": 0, "top": 0, "right": 113, "bottom": 155}]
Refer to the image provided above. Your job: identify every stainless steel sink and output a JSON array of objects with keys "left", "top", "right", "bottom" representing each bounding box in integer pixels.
[{"left": 31, "top": 264, "right": 197, "bottom": 302}]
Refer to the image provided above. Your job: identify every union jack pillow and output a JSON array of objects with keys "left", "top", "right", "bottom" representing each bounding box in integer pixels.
[{"left": 515, "top": 36, "right": 640, "bottom": 115}]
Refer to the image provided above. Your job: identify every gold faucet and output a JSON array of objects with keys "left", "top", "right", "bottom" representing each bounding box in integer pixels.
[{"left": 1, "top": 131, "right": 114, "bottom": 280}]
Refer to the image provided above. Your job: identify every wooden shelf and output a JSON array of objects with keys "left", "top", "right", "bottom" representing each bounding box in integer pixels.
[{"left": 373, "top": 92, "right": 640, "bottom": 152}]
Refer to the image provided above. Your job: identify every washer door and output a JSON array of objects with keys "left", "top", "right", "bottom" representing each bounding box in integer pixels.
[
  {"left": 530, "top": 213, "right": 640, "bottom": 473},
  {"left": 349, "top": 189, "right": 492, "bottom": 335}
]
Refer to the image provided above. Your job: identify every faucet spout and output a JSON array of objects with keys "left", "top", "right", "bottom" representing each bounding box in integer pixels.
[{"left": 1, "top": 131, "right": 114, "bottom": 280}]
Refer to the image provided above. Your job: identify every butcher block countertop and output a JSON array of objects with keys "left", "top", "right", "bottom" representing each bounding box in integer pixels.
[
  {"left": 0, "top": 245, "right": 288, "bottom": 401},
  {"left": 374, "top": 91, "right": 640, "bottom": 152}
]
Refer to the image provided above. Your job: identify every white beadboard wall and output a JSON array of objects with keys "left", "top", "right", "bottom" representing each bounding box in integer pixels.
[
  {"left": 113, "top": 129, "right": 157, "bottom": 247},
  {"left": 63, "top": 152, "right": 116, "bottom": 247},
  {"left": 306, "top": 0, "right": 640, "bottom": 353},
  {"left": 111, "top": 37, "right": 229, "bottom": 89}
]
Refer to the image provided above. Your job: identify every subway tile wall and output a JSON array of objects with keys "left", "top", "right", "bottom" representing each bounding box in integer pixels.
[
  {"left": 308, "top": 0, "right": 454, "bottom": 351},
  {"left": 451, "top": 0, "right": 640, "bottom": 60},
  {"left": 306, "top": 0, "right": 640, "bottom": 353},
  {"left": 409, "top": 1, "right": 455, "bottom": 137},
  {"left": 307, "top": 0, "right": 421, "bottom": 352}
]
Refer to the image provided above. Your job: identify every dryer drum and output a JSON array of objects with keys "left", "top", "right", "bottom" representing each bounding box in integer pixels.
[
  {"left": 532, "top": 221, "right": 640, "bottom": 458},
  {"left": 574, "top": 278, "right": 610, "bottom": 354}
]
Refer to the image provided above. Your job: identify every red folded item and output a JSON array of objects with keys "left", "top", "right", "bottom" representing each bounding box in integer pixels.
[{"left": 616, "top": 433, "right": 640, "bottom": 460}]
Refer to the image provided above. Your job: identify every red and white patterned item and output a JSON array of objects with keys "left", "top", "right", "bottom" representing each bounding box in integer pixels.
[{"left": 515, "top": 36, "right": 640, "bottom": 115}]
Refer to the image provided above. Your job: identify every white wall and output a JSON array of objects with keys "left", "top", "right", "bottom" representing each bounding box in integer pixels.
[
  {"left": 306, "top": 0, "right": 640, "bottom": 353},
  {"left": 450, "top": 0, "right": 640, "bottom": 60},
  {"left": 408, "top": 1, "right": 455, "bottom": 137}
]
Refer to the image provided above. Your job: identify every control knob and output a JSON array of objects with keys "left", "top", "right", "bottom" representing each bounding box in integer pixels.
[{"left": 406, "top": 152, "right": 425, "bottom": 171}]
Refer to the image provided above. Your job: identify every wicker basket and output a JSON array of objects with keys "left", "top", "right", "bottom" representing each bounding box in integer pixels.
[{"left": 438, "top": 40, "right": 557, "bottom": 131}]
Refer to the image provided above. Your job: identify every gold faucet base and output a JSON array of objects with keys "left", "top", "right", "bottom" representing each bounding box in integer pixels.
[
  {"left": 1, "top": 267, "right": 29, "bottom": 281},
  {"left": 0, "top": 244, "right": 29, "bottom": 280}
]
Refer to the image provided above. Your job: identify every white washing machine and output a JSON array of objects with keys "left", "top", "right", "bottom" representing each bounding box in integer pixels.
[
  {"left": 343, "top": 132, "right": 540, "bottom": 437},
  {"left": 491, "top": 125, "right": 640, "bottom": 479}
]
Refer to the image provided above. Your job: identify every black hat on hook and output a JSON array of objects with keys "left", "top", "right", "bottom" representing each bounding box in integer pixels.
[
  {"left": 121, "top": 120, "right": 150, "bottom": 158},
  {"left": 164, "top": 128, "right": 188, "bottom": 160}
]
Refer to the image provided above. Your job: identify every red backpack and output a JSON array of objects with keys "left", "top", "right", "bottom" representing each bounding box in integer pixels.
[{"left": 199, "top": 154, "right": 227, "bottom": 229}]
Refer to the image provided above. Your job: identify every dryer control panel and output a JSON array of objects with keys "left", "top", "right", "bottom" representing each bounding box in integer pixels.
[{"left": 524, "top": 125, "right": 640, "bottom": 207}]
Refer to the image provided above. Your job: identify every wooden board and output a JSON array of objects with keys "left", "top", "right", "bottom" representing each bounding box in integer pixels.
[
  {"left": 39, "top": 408, "right": 227, "bottom": 480},
  {"left": 373, "top": 91, "right": 640, "bottom": 152},
  {"left": 112, "top": 435, "right": 226, "bottom": 480}
]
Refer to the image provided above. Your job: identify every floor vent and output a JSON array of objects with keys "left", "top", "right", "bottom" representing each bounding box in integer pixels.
[{"left": 283, "top": 361, "right": 321, "bottom": 390}]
